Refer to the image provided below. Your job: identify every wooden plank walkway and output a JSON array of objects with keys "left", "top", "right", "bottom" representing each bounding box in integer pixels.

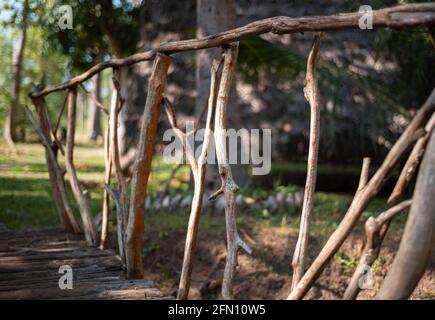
[{"left": 0, "top": 227, "right": 171, "bottom": 300}]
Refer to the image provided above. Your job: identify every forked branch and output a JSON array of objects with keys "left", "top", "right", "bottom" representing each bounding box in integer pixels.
[
  {"left": 212, "top": 43, "right": 252, "bottom": 300},
  {"left": 343, "top": 199, "right": 412, "bottom": 300},
  {"left": 164, "top": 59, "right": 222, "bottom": 300}
]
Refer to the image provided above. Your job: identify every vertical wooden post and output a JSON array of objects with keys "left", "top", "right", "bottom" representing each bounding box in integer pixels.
[
  {"left": 31, "top": 97, "right": 81, "bottom": 234},
  {"left": 100, "top": 126, "right": 112, "bottom": 250},
  {"left": 176, "top": 59, "right": 221, "bottom": 300},
  {"left": 125, "top": 53, "right": 172, "bottom": 278},
  {"left": 65, "top": 86, "right": 98, "bottom": 246},
  {"left": 105, "top": 68, "right": 129, "bottom": 263},
  {"left": 291, "top": 32, "right": 323, "bottom": 291},
  {"left": 211, "top": 43, "right": 251, "bottom": 300}
]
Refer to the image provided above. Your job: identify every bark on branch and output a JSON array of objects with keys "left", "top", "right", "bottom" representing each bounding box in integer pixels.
[
  {"left": 165, "top": 58, "right": 222, "bottom": 300},
  {"left": 104, "top": 68, "right": 129, "bottom": 263},
  {"left": 343, "top": 199, "right": 412, "bottom": 300},
  {"left": 100, "top": 125, "right": 112, "bottom": 250},
  {"left": 211, "top": 43, "right": 252, "bottom": 300},
  {"left": 287, "top": 87, "right": 435, "bottom": 300},
  {"left": 358, "top": 158, "right": 371, "bottom": 191},
  {"left": 30, "top": 3, "right": 435, "bottom": 98},
  {"left": 388, "top": 111, "right": 435, "bottom": 204},
  {"left": 291, "top": 32, "right": 323, "bottom": 291},
  {"left": 65, "top": 87, "right": 98, "bottom": 246},
  {"left": 125, "top": 53, "right": 172, "bottom": 279}
]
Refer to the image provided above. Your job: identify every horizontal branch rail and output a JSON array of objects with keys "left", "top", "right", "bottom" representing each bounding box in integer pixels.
[{"left": 29, "top": 3, "right": 435, "bottom": 98}]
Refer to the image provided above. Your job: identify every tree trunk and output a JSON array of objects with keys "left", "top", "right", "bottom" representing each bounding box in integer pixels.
[
  {"left": 118, "top": 66, "right": 149, "bottom": 155},
  {"left": 118, "top": 1, "right": 150, "bottom": 156},
  {"left": 196, "top": 0, "right": 247, "bottom": 190},
  {"left": 4, "top": 0, "right": 29, "bottom": 148},
  {"left": 87, "top": 73, "right": 102, "bottom": 141}
]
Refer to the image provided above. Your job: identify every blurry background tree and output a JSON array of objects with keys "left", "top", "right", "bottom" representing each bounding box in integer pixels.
[
  {"left": 0, "top": 0, "right": 72, "bottom": 146},
  {"left": 3, "top": 0, "right": 28, "bottom": 150}
]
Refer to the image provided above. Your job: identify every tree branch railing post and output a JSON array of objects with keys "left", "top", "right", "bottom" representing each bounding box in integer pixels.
[
  {"left": 163, "top": 58, "right": 222, "bottom": 300},
  {"left": 210, "top": 43, "right": 252, "bottom": 300},
  {"left": 125, "top": 53, "right": 172, "bottom": 279},
  {"left": 100, "top": 125, "right": 112, "bottom": 250},
  {"left": 104, "top": 68, "right": 130, "bottom": 264},
  {"left": 291, "top": 32, "right": 323, "bottom": 291},
  {"left": 65, "top": 86, "right": 98, "bottom": 246}
]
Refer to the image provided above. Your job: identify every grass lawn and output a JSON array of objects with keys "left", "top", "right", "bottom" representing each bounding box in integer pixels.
[
  {"left": 0, "top": 141, "right": 192, "bottom": 230},
  {"left": 0, "top": 141, "right": 405, "bottom": 234}
]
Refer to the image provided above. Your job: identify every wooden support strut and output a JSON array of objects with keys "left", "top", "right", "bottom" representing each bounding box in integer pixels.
[
  {"left": 125, "top": 53, "right": 172, "bottom": 279},
  {"left": 29, "top": 97, "right": 81, "bottom": 234},
  {"left": 65, "top": 87, "right": 98, "bottom": 246}
]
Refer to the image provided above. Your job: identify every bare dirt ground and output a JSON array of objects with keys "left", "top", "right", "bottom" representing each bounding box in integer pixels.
[{"left": 132, "top": 216, "right": 435, "bottom": 300}]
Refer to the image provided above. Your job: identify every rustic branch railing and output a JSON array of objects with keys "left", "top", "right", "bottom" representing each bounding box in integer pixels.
[
  {"left": 26, "top": 3, "right": 435, "bottom": 300},
  {"left": 29, "top": 3, "right": 435, "bottom": 99}
]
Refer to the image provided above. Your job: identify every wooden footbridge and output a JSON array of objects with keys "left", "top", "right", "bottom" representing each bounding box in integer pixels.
[
  {"left": 1, "top": 3, "right": 433, "bottom": 300},
  {"left": 0, "top": 228, "right": 170, "bottom": 300}
]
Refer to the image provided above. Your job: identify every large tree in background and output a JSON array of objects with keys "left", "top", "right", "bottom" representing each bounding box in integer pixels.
[
  {"left": 87, "top": 73, "right": 102, "bottom": 141},
  {"left": 3, "top": 0, "right": 29, "bottom": 149},
  {"left": 196, "top": 0, "right": 247, "bottom": 188}
]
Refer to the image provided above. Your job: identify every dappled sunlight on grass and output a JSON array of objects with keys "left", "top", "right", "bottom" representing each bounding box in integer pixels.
[
  {"left": 0, "top": 142, "right": 191, "bottom": 230},
  {"left": 0, "top": 142, "right": 400, "bottom": 236}
]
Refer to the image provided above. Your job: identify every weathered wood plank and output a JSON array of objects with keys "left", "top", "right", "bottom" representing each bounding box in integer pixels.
[
  {"left": 0, "top": 279, "right": 154, "bottom": 300},
  {"left": 0, "top": 255, "right": 121, "bottom": 273},
  {"left": 0, "top": 229, "right": 168, "bottom": 300}
]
